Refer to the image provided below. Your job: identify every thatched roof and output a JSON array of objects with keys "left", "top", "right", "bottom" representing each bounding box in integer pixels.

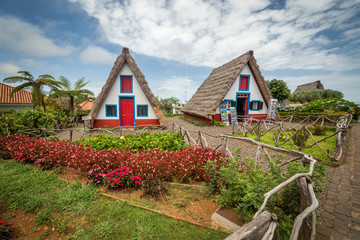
[
  {"left": 182, "top": 50, "right": 272, "bottom": 120},
  {"left": 86, "top": 48, "right": 165, "bottom": 127},
  {"left": 293, "top": 80, "right": 324, "bottom": 93}
]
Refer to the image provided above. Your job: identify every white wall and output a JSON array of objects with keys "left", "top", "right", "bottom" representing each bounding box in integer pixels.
[
  {"left": 96, "top": 63, "right": 158, "bottom": 120},
  {"left": 0, "top": 104, "right": 33, "bottom": 111},
  {"left": 215, "top": 64, "right": 268, "bottom": 114}
]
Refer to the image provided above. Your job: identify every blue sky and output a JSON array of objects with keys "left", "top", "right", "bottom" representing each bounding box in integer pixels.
[{"left": 0, "top": 0, "right": 359, "bottom": 103}]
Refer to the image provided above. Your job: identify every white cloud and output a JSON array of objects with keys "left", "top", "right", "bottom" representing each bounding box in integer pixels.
[
  {"left": 0, "top": 62, "right": 20, "bottom": 75},
  {"left": 80, "top": 46, "right": 117, "bottom": 64},
  {"left": 152, "top": 76, "right": 199, "bottom": 102},
  {"left": 70, "top": 0, "right": 360, "bottom": 72},
  {"left": 0, "top": 16, "right": 74, "bottom": 57}
]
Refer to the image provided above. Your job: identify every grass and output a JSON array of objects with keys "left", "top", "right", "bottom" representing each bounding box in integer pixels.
[
  {"left": 234, "top": 128, "right": 337, "bottom": 161},
  {"left": 181, "top": 117, "right": 208, "bottom": 127},
  {"left": 0, "top": 160, "right": 228, "bottom": 239}
]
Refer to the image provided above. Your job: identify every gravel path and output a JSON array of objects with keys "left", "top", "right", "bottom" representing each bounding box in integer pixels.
[{"left": 166, "top": 117, "right": 299, "bottom": 166}]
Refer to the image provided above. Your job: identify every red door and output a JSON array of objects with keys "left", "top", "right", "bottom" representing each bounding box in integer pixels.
[{"left": 120, "top": 97, "right": 134, "bottom": 127}]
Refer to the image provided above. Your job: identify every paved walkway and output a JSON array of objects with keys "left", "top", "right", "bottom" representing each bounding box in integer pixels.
[{"left": 316, "top": 123, "right": 360, "bottom": 240}]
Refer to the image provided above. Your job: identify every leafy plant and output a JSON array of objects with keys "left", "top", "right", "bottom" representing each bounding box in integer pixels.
[
  {"left": 141, "top": 177, "right": 168, "bottom": 199},
  {"left": 266, "top": 79, "right": 291, "bottom": 103},
  {"left": 0, "top": 220, "right": 14, "bottom": 240},
  {"left": 104, "top": 167, "right": 141, "bottom": 189},
  {"left": 289, "top": 89, "right": 344, "bottom": 103},
  {"left": 309, "top": 125, "right": 327, "bottom": 136},
  {"left": 75, "top": 132, "right": 188, "bottom": 151},
  {"left": 210, "top": 120, "right": 226, "bottom": 127},
  {"left": 291, "top": 128, "right": 309, "bottom": 147},
  {"left": 209, "top": 157, "right": 327, "bottom": 238}
]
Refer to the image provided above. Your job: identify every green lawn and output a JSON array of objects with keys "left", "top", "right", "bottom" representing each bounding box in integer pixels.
[
  {"left": 234, "top": 128, "right": 337, "bottom": 161},
  {"left": 0, "top": 160, "right": 228, "bottom": 240}
]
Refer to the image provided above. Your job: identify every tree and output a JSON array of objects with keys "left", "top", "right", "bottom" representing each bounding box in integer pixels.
[
  {"left": 50, "top": 76, "right": 94, "bottom": 119},
  {"left": 3, "top": 71, "right": 62, "bottom": 112},
  {"left": 266, "top": 79, "right": 291, "bottom": 103},
  {"left": 156, "top": 96, "right": 181, "bottom": 114},
  {"left": 289, "top": 89, "right": 344, "bottom": 103}
]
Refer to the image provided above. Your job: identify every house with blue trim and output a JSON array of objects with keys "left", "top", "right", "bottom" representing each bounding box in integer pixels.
[
  {"left": 182, "top": 50, "right": 272, "bottom": 124},
  {"left": 84, "top": 47, "right": 165, "bottom": 128}
]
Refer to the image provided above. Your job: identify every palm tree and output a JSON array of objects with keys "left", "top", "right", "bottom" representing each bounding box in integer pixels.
[
  {"left": 50, "top": 76, "right": 94, "bottom": 119},
  {"left": 3, "top": 71, "right": 62, "bottom": 112}
]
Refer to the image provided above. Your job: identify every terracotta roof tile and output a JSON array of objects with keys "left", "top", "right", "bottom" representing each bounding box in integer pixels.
[
  {"left": 0, "top": 83, "right": 32, "bottom": 104},
  {"left": 79, "top": 100, "right": 93, "bottom": 110}
]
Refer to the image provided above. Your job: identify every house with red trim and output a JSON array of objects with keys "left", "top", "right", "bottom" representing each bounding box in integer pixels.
[
  {"left": 182, "top": 50, "right": 272, "bottom": 125},
  {"left": 0, "top": 82, "right": 33, "bottom": 111},
  {"left": 84, "top": 47, "right": 165, "bottom": 128}
]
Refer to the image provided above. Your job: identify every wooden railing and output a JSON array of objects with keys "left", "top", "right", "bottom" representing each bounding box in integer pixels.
[{"left": 11, "top": 114, "right": 353, "bottom": 239}]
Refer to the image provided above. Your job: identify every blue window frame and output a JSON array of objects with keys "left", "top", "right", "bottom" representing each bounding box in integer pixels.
[
  {"left": 120, "top": 75, "right": 133, "bottom": 93},
  {"left": 105, "top": 104, "right": 117, "bottom": 117},
  {"left": 137, "top": 105, "right": 148, "bottom": 117},
  {"left": 249, "top": 100, "right": 263, "bottom": 111},
  {"left": 239, "top": 75, "right": 250, "bottom": 91}
]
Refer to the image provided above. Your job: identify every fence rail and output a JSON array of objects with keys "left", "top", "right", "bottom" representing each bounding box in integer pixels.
[{"left": 11, "top": 114, "right": 353, "bottom": 239}]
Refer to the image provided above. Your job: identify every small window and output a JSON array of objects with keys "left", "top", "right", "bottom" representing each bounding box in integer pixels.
[
  {"left": 106, "top": 105, "right": 117, "bottom": 117},
  {"left": 250, "top": 101, "right": 263, "bottom": 111},
  {"left": 223, "top": 100, "right": 236, "bottom": 109},
  {"left": 137, "top": 105, "right": 148, "bottom": 117},
  {"left": 239, "top": 75, "right": 249, "bottom": 91},
  {"left": 121, "top": 76, "right": 132, "bottom": 93}
]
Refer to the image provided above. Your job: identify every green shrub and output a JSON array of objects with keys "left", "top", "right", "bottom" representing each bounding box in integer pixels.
[
  {"left": 291, "top": 128, "right": 309, "bottom": 147},
  {"left": 279, "top": 98, "right": 359, "bottom": 120},
  {"left": 289, "top": 89, "right": 343, "bottom": 103},
  {"left": 0, "top": 108, "right": 73, "bottom": 136},
  {"left": 207, "top": 157, "right": 327, "bottom": 238},
  {"left": 74, "top": 132, "right": 188, "bottom": 151},
  {"left": 309, "top": 125, "right": 327, "bottom": 136},
  {"left": 141, "top": 177, "right": 168, "bottom": 199},
  {"left": 210, "top": 120, "right": 226, "bottom": 127}
]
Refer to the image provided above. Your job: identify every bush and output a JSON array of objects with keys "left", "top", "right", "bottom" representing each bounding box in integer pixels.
[
  {"left": 289, "top": 89, "right": 343, "bottom": 103},
  {"left": 0, "top": 220, "right": 14, "bottom": 239},
  {"left": 279, "top": 98, "right": 359, "bottom": 120},
  {"left": 0, "top": 108, "right": 73, "bottom": 136},
  {"left": 209, "top": 157, "right": 327, "bottom": 238},
  {"left": 74, "top": 132, "right": 188, "bottom": 151},
  {"left": 0, "top": 135, "right": 226, "bottom": 184},
  {"left": 291, "top": 128, "right": 309, "bottom": 147},
  {"left": 141, "top": 177, "right": 168, "bottom": 199},
  {"left": 309, "top": 125, "right": 327, "bottom": 136},
  {"left": 104, "top": 167, "right": 141, "bottom": 189},
  {"left": 211, "top": 120, "right": 226, "bottom": 127}
]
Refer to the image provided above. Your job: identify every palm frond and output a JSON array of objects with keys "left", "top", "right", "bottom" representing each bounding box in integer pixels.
[
  {"left": 18, "top": 71, "right": 34, "bottom": 78},
  {"left": 9, "top": 82, "right": 33, "bottom": 98},
  {"left": 59, "top": 76, "right": 71, "bottom": 90},
  {"left": 38, "top": 74, "right": 55, "bottom": 80},
  {"left": 3, "top": 76, "right": 32, "bottom": 84}
]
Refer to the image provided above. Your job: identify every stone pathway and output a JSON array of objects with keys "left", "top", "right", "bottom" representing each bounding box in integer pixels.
[{"left": 316, "top": 123, "right": 360, "bottom": 240}]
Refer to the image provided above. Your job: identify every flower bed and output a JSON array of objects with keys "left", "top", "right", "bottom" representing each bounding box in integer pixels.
[
  {"left": 0, "top": 135, "right": 226, "bottom": 185},
  {"left": 74, "top": 132, "right": 188, "bottom": 151}
]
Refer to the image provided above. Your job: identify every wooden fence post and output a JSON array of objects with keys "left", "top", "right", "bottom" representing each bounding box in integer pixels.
[{"left": 70, "top": 130, "right": 73, "bottom": 141}]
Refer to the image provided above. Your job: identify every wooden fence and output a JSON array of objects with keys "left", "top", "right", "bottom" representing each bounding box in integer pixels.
[{"left": 12, "top": 114, "right": 353, "bottom": 239}]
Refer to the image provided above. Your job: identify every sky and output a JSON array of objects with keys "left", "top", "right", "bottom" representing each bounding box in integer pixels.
[{"left": 0, "top": 0, "right": 359, "bottom": 103}]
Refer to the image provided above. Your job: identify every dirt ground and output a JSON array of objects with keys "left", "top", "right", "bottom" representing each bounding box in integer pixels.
[{"left": 0, "top": 202, "right": 74, "bottom": 240}]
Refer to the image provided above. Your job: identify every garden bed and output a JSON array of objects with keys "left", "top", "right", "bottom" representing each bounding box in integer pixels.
[
  {"left": 55, "top": 165, "right": 223, "bottom": 230},
  {"left": 0, "top": 160, "right": 228, "bottom": 239}
]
